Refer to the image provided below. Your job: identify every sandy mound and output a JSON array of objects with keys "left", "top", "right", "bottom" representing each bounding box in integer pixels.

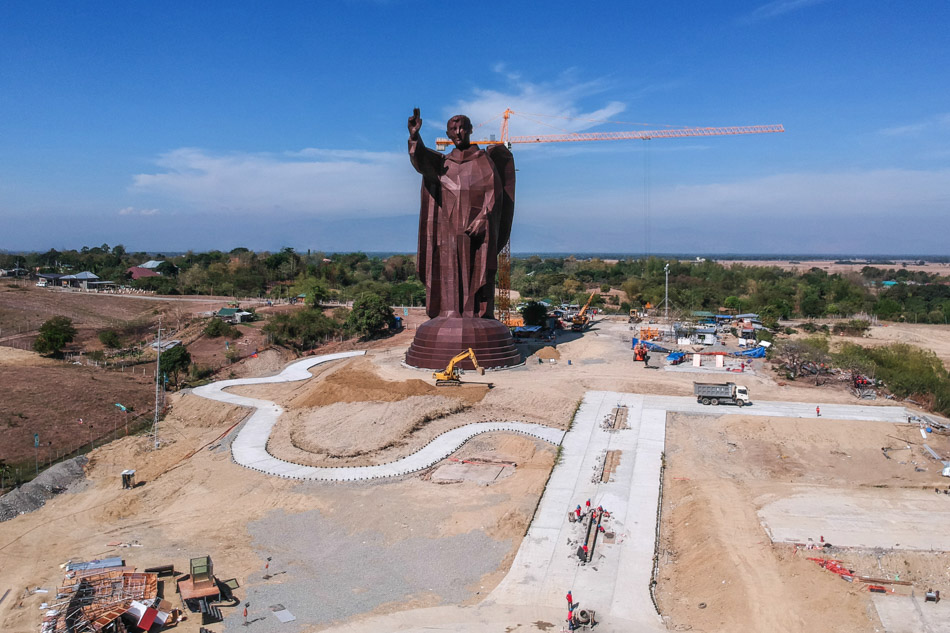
[
  {"left": 287, "top": 395, "right": 466, "bottom": 458},
  {"left": 534, "top": 346, "right": 561, "bottom": 360},
  {"left": 166, "top": 390, "right": 249, "bottom": 429},
  {"left": 291, "top": 357, "right": 488, "bottom": 408}
]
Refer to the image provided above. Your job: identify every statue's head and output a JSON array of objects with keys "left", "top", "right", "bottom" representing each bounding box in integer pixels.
[{"left": 446, "top": 115, "right": 473, "bottom": 149}]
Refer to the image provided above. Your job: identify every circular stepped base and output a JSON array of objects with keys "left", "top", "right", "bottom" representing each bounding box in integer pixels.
[{"left": 406, "top": 316, "right": 521, "bottom": 369}]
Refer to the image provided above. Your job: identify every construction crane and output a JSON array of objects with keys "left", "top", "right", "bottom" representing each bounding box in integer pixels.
[
  {"left": 436, "top": 108, "right": 784, "bottom": 149},
  {"left": 433, "top": 348, "right": 484, "bottom": 386},
  {"left": 570, "top": 292, "right": 597, "bottom": 331},
  {"left": 434, "top": 109, "right": 784, "bottom": 326}
]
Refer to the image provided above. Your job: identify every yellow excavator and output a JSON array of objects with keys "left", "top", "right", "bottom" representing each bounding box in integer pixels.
[
  {"left": 570, "top": 292, "right": 596, "bottom": 331},
  {"left": 433, "top": 348, "right": 484, "bottom": 386}
]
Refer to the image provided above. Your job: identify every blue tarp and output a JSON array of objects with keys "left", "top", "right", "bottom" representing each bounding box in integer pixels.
[
  {"left": 731, "top": 346, "right": 766, "bottom": 358},
  {"left": 514, "top": 325, "right": 542, "bottom": 333},
  {"left": 666, "top": 352, "right": 686, "bottom": 362},
  {"left": 631, "top": 337, "right": 671, "bottom": 353}
]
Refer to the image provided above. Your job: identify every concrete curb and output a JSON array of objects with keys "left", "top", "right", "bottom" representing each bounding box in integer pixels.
[{"left": 192, "top": 351, "right": 565, "bottom": 481}]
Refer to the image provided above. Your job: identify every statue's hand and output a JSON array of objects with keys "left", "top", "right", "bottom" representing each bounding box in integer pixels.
[
  {"left": 464, "top": 216, "right": 489, "bottom": 240},
  {"left": 408, "top": 108, "right": 422, "bottom": 139}
]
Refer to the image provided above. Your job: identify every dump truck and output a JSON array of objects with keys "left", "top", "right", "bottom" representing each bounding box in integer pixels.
[{"left": 693, "top": 382, "right": 751, "bottom": 406}]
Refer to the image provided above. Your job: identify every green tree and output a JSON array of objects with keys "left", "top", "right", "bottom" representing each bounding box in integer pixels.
[
  {"left": 346, "top": 294, "right": 394, "bottom": 338},
  {"left": 264, "top": 309, "right": 342, "bottom": 349},
  {"left": 33, "top": 316, "right": 77, "bottom": 356},
  {"left": 155, "top": 261, "right": 178, "bottom": 276},
  {"left": 159, "top": 344, "right": 192, "bottom": 388},
  {"left": 98, "top": 329, "right": 122, "bottom": 349},
  {"left": 800, "top": 292, "right": 826, "bottom": 318},
  {"left": 291, "top": 276, "right": 330, "bottom": 308},
  {"left": 204, "top": 318, "right": 240, "bottom": 339},
  {"left": 521, "top": 301, "right": 549, "bottom": 327},
  {"left": 874, "top": 297, "right": 901, "bottom": 320}
]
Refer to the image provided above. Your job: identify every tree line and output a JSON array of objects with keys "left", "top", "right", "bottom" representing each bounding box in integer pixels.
[{"left": 5, "top": 247, "right": 950, "bottom": 323}]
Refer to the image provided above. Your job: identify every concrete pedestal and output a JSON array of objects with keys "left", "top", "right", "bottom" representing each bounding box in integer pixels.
[{"left": 405, "top": 316, "right": 521, "bottom": 369}]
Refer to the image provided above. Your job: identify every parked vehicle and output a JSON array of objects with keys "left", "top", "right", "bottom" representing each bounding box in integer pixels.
[{"left": 694, "top": 382, "right": 751, "bottom": 406}]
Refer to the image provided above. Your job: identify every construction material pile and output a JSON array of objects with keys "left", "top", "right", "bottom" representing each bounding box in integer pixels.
[
  {"left": 40, "top": 558, "right": 170, "bottom": 633},
  {"left": 0, "top": 456, "right": 87, "bottom": 522}
]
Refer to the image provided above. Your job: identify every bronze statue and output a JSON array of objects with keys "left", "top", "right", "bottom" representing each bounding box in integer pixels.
[
  {"left": 407, "top": 108, "right": 515, "bottom": 319},
  {"left": 404, "top": 108, "right": 520, "bottom": 369}
]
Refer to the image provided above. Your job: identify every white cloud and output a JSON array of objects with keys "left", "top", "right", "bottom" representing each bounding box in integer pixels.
[
  {"left": 443, "top": 69, "right": 627, "bottom": 142},
  {"left": 880, "top": 113, "right": 950, "bottom": 137},
  {"left": 131, "top": 148, "right": 416, "bottom": 217},
  {"left": 524, "top": 167, "right": 950, "bottom": 223},
  {"left": 119, "top": 206, "right": 160, "bottom": 216},
  {"left": 742, "top": 0, "right": 830, "bottom": 23}
]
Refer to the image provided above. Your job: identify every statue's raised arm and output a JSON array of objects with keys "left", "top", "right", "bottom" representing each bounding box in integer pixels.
[{"left": 408, "top": 107, "right": 422, "bottom": 140}]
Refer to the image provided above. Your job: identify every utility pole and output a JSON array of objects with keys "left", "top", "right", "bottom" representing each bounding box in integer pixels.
[
  {"left": 664, "top": 263, "right": 670, "bottom": 338},
  {"left": 152, "top": 317, "right": 162, "bottom": 449}
]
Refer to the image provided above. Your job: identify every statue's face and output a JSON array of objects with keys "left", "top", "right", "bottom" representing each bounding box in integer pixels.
[{"left": 446, "top": 116, "right": 472, "bottom": 148}]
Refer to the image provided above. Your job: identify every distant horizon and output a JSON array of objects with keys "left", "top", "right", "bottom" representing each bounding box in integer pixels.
[{"left": 2, "top": 247, "right": 948, "bottom": 263}]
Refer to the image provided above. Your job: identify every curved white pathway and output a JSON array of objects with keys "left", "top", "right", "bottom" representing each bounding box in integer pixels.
[{"left": 192, "top": 351, "right": 565, "bottom": 481}]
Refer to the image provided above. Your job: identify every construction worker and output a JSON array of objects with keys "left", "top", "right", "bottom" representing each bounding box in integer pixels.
[
  {"left": 566, "top": 590, "right": 573, "bottom": 609},
  {"left": 585, "top": 499, "right": 591, "bottom": 511},
  {"left": 816, "top": 405, "right": 821, "bottom": 417},
  {"left": 575, "top": 505, "right": 582, "bottom": 519},
  {"left": 568, "top": 610, "right": 575, "bottom": 631}
]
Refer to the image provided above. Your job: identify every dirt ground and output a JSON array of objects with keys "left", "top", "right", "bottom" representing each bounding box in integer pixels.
[
  {"left": 0, "top": 344, "right": 557, "bottom": 633},
  {"left": 656, "top": 412, "right": 950, "bottom": 632},
  {"left": 715, "top": 259, "right": 950, "bottom": 275},
  {"left": 0, "top": 347, "right": 155, "bottom": 468},
  {"left": 3, "top": 309, "right": 950, "bottom": 633},
  {"left": 828, "top": 322, "right": 950, "bottom": 368}
]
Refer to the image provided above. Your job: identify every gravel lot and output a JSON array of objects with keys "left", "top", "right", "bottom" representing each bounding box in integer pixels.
[{"left": 227, "top": 506, "right": 511, "bottom": 632}]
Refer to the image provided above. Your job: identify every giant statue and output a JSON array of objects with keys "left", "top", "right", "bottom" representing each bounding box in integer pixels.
[{"left": 404, "top": 108, "right": 521, "bottom": 369}]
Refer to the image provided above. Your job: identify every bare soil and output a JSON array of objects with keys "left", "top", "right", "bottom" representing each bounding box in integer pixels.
[
  {"left": 656, "top": 412, "right": 950, "bottom": 632},
  {"left": 3, "top": 308, "right": 950, "bottom": 633},
  {"left": 0, "top": 347, "right": 154, "bottom": 467},
  {"left": 715, "top": 259, "right": 950, "bottom": 276}
]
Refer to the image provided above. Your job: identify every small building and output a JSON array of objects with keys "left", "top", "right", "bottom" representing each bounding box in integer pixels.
[
  {"left": 150, "top": 339, "right": 181, "bottom": 351},
  {"left": 60, "top": 271, "right": 100, "bottom": 289},
  {"left": 127, "top": 266, "right": 160, "bottom": 280},
  {"left": 215, "top": 308, "right": 252, "bottom": 323},
  {"left": 36, "top": 273, "right": 65, "bottom": 286}
]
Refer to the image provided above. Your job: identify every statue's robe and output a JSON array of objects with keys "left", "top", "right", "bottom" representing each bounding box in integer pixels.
[{"left": 409, "top": 137, "right": 514, "bottom": 319}]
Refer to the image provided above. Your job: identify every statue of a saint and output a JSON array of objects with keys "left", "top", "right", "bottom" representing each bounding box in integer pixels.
[{"left": 407, "top": 108, "right": 515, "bottom": 319}]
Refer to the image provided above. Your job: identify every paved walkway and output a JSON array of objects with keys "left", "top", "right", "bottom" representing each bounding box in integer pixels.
[
  {"left": 192, "top": 351, "right": 565, "bottom": 481},
  {"left": 644, "top": 394, "right": 912, "bottom": 422}
]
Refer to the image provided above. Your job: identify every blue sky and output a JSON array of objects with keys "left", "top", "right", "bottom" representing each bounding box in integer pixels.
[{"left": 1, "top": 1, "right": 948, "bottom": 255}]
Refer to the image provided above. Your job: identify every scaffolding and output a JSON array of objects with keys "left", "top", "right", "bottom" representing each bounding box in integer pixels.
[{"left": 42, "top": 565, "right": 158, "bottom": 633}]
